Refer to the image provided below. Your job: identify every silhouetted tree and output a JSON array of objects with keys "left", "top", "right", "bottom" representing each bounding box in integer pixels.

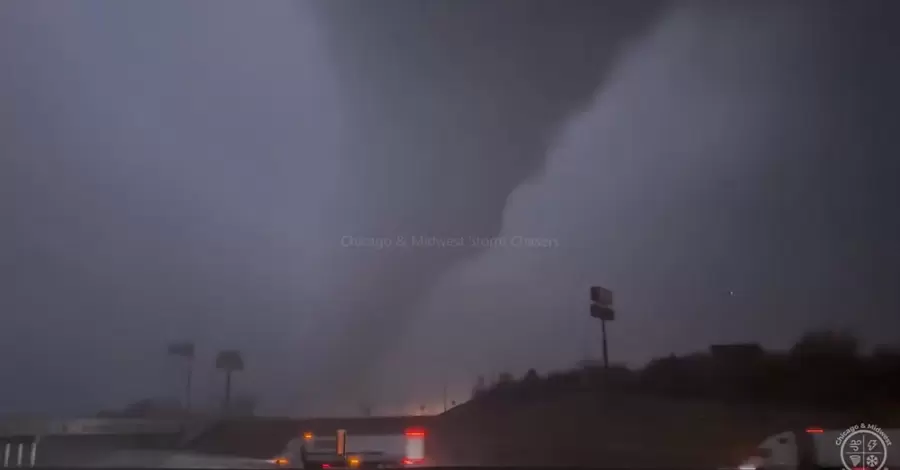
[
  {"left": 471, "top": 375, "right": 487, "bottom": 399},
  {"left": 873, "top": 344, "right": 900, "bottom": 359},
  {"left": 869, "top": 344, "right": 900, "bottom": 403},
  {"left": 462, "top": 333, "right": 900, "bottom": 418},
  {"left": 787, "top": 330, "right": 861, "bottom": 406},
  {"left": 99, "top": 397, "right": 185, "bottom": 418},
  {"left": 790, "top": 330, "right": 859, "bottom": 357}
]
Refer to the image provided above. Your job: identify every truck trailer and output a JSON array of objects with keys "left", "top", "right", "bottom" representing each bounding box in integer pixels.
[{"left": 271, "top": 427, "right": 427, "bottom": 469}]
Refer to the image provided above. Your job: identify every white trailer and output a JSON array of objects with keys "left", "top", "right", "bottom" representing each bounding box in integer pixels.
[
  {"left": 272, "top": 427, "right": 427, "bottom": 469},
  {"left": 739, "top": 425, "right": 898, "bottom": 470}
]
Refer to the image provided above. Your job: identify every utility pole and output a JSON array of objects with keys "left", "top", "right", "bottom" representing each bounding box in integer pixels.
[
  {"left": 185, "top": 358, "right": 193, "bottom": 414},
  {"left": 600, "top": 316, "right": 609, "bottom": 369},
  {"left": 590, "top": 286, "right": 615, "bottom": 369},
  {"left": 442, "top": 380, "right": 448, "bottom": 413},
  {"left": 167, "top": 342, "right": 196, "bottom": 414}
]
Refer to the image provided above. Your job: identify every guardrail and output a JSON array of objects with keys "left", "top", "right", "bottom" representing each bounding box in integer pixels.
[
  {"left": 0, "top": 418, "right": 186, "bottom": 468},
  {"left": 0, "top": 418, "right": 184, "bottom": 438},
  {"left": 59, "top": 418, "right": 184, "bottom": 435}
]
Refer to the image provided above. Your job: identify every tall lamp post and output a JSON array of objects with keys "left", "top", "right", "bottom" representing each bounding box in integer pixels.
[
  {"left": 215, "top": 350, "right": 244, "bottom": 413},
  {"left": 167, "top": 341, "right": 196, "bottom": 413}
]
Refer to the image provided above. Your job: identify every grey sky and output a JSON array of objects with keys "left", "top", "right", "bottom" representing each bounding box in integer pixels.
[{"left": 2, "top": 0, "right": 898, "bottom": 417}]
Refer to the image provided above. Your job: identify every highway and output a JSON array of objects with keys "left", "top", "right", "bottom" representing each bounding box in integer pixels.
[
  {"left": 10, "top": 435, "right": 274, "bottom": 468},
  {"left": 86, "top": 449, "right": 275, "bottom": 468},
  {"left": 0, "top": 418, "right": 272, "bottom": 468},
  {"left": 31, "top": 434, "right": 176, "bottom": 467}
]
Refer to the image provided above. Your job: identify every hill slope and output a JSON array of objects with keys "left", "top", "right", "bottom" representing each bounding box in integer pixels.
[{"left": 427, "top": 389, "right": 865, "bottom": 467}]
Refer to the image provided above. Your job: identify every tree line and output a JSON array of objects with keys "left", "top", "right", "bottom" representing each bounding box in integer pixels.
[{"left": 471, "top": 330, "right": 900, "bottom": 413}]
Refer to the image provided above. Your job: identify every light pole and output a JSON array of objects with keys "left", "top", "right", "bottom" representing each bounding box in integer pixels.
[{"left": 167, "top": 342, "right": 196, "bottom": 413}]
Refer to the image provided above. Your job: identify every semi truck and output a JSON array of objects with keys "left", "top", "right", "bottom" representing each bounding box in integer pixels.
[
  {"left": 270, "top": 427, "right": 427, "bottom": 469},
  {"left": 739, "top": 425, "right": 898, "bottom": 470}
]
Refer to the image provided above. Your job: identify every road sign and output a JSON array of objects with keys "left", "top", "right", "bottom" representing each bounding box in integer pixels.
[
  {"left": 590, "top": 286, "right": 613, "bottom": 306},
  {"left": 588, "top": 286, "right": 615, "bottom": 370},
  {"left": 590, "top": 304, "right": 615, "bottom": 321}
]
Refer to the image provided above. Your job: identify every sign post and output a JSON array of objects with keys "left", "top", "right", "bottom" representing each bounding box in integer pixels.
[{"left": 590, "top": 286, "right": 615, "bottom": 369}]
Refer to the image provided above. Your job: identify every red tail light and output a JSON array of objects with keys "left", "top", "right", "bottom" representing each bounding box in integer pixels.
[
  {"left": 806, "top": 427, "right": 824, "bottom": 434},
  {"left": 405, "top": 427, "right": 426, "bottom": 437},
  {"left": 321, "top": 464, "right": 331, "bottom": 469},
  {"left": 402, "top": 458, "right": 424, "bottom": 465}
]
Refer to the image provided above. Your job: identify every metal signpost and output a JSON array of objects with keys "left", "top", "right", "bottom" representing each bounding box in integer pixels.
[{"left": 590, "top": 286, "right": 615, "bottom": 369}]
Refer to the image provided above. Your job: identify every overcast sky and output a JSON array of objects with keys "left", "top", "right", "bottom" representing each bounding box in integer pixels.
[{"left": 2, "top": 0, "right": 898, "bottom": 417}]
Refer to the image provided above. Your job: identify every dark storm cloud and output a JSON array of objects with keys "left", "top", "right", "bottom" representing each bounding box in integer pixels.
[
  {"left": 298, "top": 0, "right": 668, "bottom": 412},
  {"left": 357, "top": 1, "right": 900, "bottom": 409},
  {"left": 2, "top": 0, "right": 898, "bottom": 417}
]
